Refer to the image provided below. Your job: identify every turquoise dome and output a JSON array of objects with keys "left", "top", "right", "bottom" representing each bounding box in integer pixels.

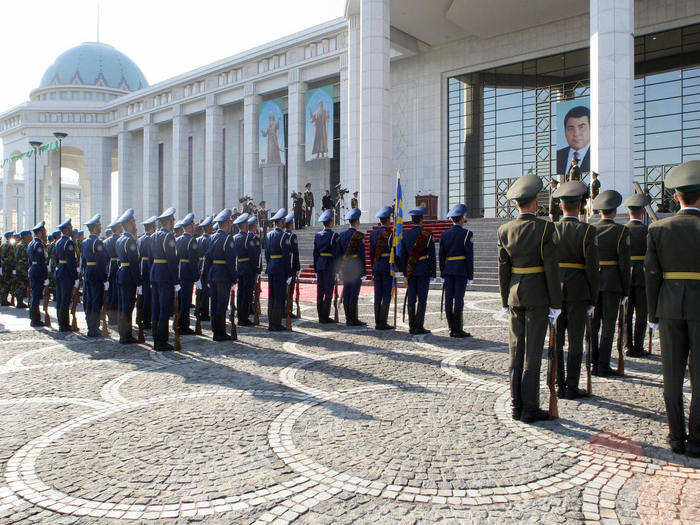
[{"left": 39, "top": 42, "right": 148, "bottom": 92}]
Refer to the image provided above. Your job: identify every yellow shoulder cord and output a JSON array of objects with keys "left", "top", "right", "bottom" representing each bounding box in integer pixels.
[
  {"left": 616, "top": 225, "right": 626, "bottom": 255},
  {"left": 582, "top": 224, "right": 592, "bottom": 258},
  {"left": 540, "top": 221, "right": 548, "bottom": 262}
]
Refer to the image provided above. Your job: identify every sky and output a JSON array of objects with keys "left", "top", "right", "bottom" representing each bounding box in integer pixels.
[{"left": 0, "top": 0, "right": 347, "bottom": 112}]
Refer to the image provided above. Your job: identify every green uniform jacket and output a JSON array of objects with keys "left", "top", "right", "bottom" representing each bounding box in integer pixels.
[
  {"left": 1, "top": 243, "right": 15, "bottom": 273},
  {"left": 498, "top": 214, "right": 562, "bottom": 309},
  {"left": 645, "top": 208, "right": 700, "bottom": 321},
  {"left": 626, "top": 220, "right": 648, "bottom": 288},
  {"left": 594, "top": 219, "right": 631, "bottom": 295},
  {"left": 554, "top": 217, "right": 599, "bottom": 304},
  {"left": 14, "top": 241, "right": 29, "bottom": 279}
]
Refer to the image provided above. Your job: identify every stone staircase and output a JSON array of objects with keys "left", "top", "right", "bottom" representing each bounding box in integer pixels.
[{"left": 291, "top": 218, "right": 508, "bottom": 294}]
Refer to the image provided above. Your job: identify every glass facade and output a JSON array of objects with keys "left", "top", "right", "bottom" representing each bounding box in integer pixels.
[{"left": 448, "top": 23, "right": 700, "bottom": 217}]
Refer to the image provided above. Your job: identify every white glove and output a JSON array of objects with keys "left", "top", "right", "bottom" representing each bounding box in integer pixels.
[
  {"left": 296, "top": 271, "right": 301, "bottom": 278},
  {"left": 74, "top": 280, "right": 80, "bottom": 289},
  {"left": 195, "top": 280, "right": 202, "bottom": 290},
  {"left": 43, "top": 279, "right": 49, "bottom": 286},
  {"left": 587, "top": 305, "right": 595, "bottom": 317},
  {"left": 648, "top": 321, "right": 659, "bottom": 331},
  {"left": 467, "top": 280, "right": 473, "bottom": 286},
  {"left": 286, "top": 277, "right": 293, "bottom": 285},
  {"left": 12, "top": 270, "right": 16, "bottom": 275},
  {"left": 501, "top": 307, "right": 509, "bottom": 315},
  {"left": 360, "top": 276, "right": 366, "bottom": 281},
  {"left": 104, "top": 281, "right": 109, "bottom": 291},
  {"left": 621, "top": 296, "right": 628, "bottom": 306},
  {"left": 549, "top": 308, "right": 562, "bottom": 322},
  {"left": 394, "top": 271, "right": 403, "bottom": 278},
  {"left": 429, "top": 278, "right": 436, "bottom": 284},
  {"left": 137, "top": 286, "right": 142, "bottom": 296},
  {"left": 174, "top": 284, "right": 181, "bottom": 292}
]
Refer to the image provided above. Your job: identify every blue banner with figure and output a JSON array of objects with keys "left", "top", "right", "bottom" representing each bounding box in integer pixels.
[
  {"left": 305, "top": 85, "right": 334, "bottom": 162},
  {"left": 259, "top": 98, "right": 285, "bottom": 167}
]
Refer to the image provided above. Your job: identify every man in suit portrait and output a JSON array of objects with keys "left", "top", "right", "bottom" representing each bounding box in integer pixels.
[{"left": 556, "top": 105, "right": 590, "bottom": 176}]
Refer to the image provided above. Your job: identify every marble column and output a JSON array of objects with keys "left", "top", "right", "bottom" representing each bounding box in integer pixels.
[
  {"left": 345, "top": 13, "right": 361, "bottom": 196},
  {"left": 142, "top": 118, "right": 159, "bottom": 219},
  {"left": 205, "top": 98, "right": 224, "bottom": 215},
  {"left": 50, "top": 149, "right": 61, "bottom": 227},
  {"left": 287, "top": 70, "right": 306, "bottom": 200},
  {"left": 243, "top": 84, "right": 262, "bottom": 201},
  {"left": 117, "top": 128, "right": 133, "bottom": 218},
  {"left": 172, "top": 108, "right": 189, "bottom": 214},
  {"left": 360, "top": 0, "right": 391, "bottom": 217},
  {"left": 590, "top": 0, "right": 634, "bottom": 197},
  {"left": 339, "top": 54, "right": 349, "bottom": 193},
  {"left": 23, "top": 156, "right": 36, "bottom": 228},
  {"left": 2, "top": 163, "right": 11, "bottom": 230}
]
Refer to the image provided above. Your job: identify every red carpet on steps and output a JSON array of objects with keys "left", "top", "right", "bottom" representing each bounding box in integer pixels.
[{"left": 298, "top": 220, "right": 453, "bottom": 282}]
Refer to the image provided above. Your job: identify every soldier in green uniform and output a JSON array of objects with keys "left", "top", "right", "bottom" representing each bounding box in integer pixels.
[
  {"left": 14, "top": 230, "right": 32, "bottom": 309},
  {"left": 623, "top": 193, "right": 650, "bottom": 357},
  {"left": 548, "top": 179, "right": 562, "bottom": 222},
  {"left": 0, "top": 231, "right": 14, "bottom": 305},
  {"left": 590, "top": 190, "right": 630, "bottom": 376},
  {"left": 498, "top": 174, "right": 562, "bottom": 423},
  {"left": 552, "top": 181, "right": 599, "bottom": 399},
  {"left": 47, "top": 231, "right": 60, "bottom": 302},
  {"left": 645, "top": 160, "right": 700, "bottom": 457}
]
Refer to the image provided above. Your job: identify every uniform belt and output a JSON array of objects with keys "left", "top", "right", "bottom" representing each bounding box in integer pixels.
[
  {"left": 179, "top": 259, "right": 190, "bottom": 263},
  {"left": 153, "top": 259, "right": 167, "bottom": 263},
  {"left": 559, "top": 262, "right": 585, "bottom": 269},
  {"left": 512, "top": 266, "right": 544, "bottom": 274},
  {"left": 110, "top": 258, "right": 118, "bottom": 261},
  {"left": 381, "top": 253, "right": 390, "bottom": 257},
  {"left": 446, "top": 256, "right": 466, "bottom": 261},
  {"left": 141, "top": 257, "right": 148, "bottom": 261},
  {"left": 213, "top": 260, "right": 227, "bottom": 264},
  {"left": 59, "top": 260, "right": 67, "bottom": 263},
  {"left": 599, "top": 260, "right": 618, "bottom": 266},
  {"left": 270, "top": 255, "right": 282, "bottom": 259},
  {"left": 31, "top": 261, "right": 37, "bottom": 265},
  {"left": 320, "top": 252, "right": 333, "bottom": 256},
  {"left": 630, "top": 255, "right": 645, "bottom": 261},
  {"left": 238, "top": 258, "right": 250, "bottom": 262},
  {"left": 119, "top": 262, "right": 130, "bottom": 266},
  {"left": 199, "top": 257, "right": 205, "bottom": 261},
  {"left": 347, "top": 254, "right": 358, "bottom": 258},
  {"left": 663, "top": 272, "right": 700, "bottom": 280},
  {"left": 86, "top": 262, "right": 97, "bottom": 266},
  {"left": 418, "top": 255, "right": 427, "bottom": 261}
]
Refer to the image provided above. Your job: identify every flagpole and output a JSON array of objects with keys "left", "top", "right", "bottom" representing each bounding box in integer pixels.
[{"left": 393, "top": 170, "right": 400, "bottom": 326}]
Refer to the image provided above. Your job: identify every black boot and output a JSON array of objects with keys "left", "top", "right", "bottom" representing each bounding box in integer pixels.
[
  {"left": 58, "top": 309, "right": 71, "bottom": 332},
  {"left": 239, "top": 304, "right": 253, "bottom": 326},
  {"left": 151, "top": 321, "right": 159, "bottom": 348},
  {"left": 446, "top": 310, "right": 454, "bottom": 336},
  {"left": 178, "top": 310, "right": 195, "bottom": 335},
  {"left": 414, "top": 303, "right": 430, "bottom": 335},
  {"left": 213, "top": 315, "right": 231, "bottom": 341},
  {"left": 87, "top": 312, "right": 101, "bottom": 337},
  {"left": 119, "top": 314, "right": 138, "bottom": 344},
  {"left": 379, "top": 302, "right": 394, "bottom": 330},
  {"left": 407, "top": 306, "right": 416, "bottom": 335},
  {"left": 344, "top": 304, "right": 352, "bottom": 326},
  {"left": 351, "top": 303, "right": 366, "bottom": 327},
  {"left": 269, "top": 307, "right": 285, "bottom": 331},
  {"left": 374, "top": 303, "right": 382, "bottom": 329},
  {"left": 452, "top": 311, "right": 471, "bottom": 338},
  {"left": 325, "top": 299, "right": 336, "bottom": 323},
  {"left": 317, "top": 304, "right": 327, "bottom": 323}
]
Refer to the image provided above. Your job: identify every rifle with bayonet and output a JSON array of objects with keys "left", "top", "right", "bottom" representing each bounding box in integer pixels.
[
  {"left": 229, "top": 284, "right": 237, "bottom": 340},
  {"left": 43, "top": 281, "right": 51, "bottom": 327},
  {"left": 616, "top": 301, "right": 626, "bottom": 376},
  {"left": 173, "top": 290, "right": 181, "bottom": 350},
  {"left": 585, "top": 312, "right": 593, "bottom": 396},
  {"left": 295, "top": 277, "right": 301, "bottom": 318},
  {"left": 547, "top": 319, "right": 559, "bottom": 419},
  {"left": 136, "top": 291, "right": 146, "bottom": 343}
]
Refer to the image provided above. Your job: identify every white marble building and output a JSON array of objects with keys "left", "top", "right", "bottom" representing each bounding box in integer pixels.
[{"left": 2, "top": 0, "right": 699, "bottom": 230}]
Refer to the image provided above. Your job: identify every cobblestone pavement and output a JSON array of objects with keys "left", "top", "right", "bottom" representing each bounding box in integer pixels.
[{"left": 0, "top": 289, "right": 698, "bottom": 524}]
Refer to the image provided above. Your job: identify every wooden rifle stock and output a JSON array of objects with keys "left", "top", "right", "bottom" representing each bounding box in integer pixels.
[
  {"left": 173, "top": 291, "right": 181, "bottom": 350},
  {"left": 295, "top": 278, "right": 301, "bottom": 318},
  {"left": 70, "top": 283, "right": 80, "bottom": 331},
  {"left": 285, "top": 283, "right": 291, "bottom": 330},
  {"left": 229, "top": 285, "right": 237, "bottom": 340},
  {"left": 194, "top": 288, "right": 202, "bottom": 335},
  {"left": 647, "top": 326, "right": 653, "bottom": 355},
  {"left": 616, "top": 302, "right": 625, "bottom": 375},
  {"left": 440, "top": 282, "right": 444, "bottom": 320},
  {"left": 547, "top": 320, "right": 559, "bottom": 420},
  {"left": 136, "top": 292, "right": 146, "bottom": 343},
  {"left": 101, "top": 288, "right": 109, "bottom": 336},
  {"left": 585, "top": 314, "right": 593, "bottom": 396},
  {"left": 43, "top": 284, "right": 51, "bottom": 327}
]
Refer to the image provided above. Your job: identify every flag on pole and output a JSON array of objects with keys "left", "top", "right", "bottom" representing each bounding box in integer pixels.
[{"left": 389, "top": 170, "right": 403, "bottom": 287}]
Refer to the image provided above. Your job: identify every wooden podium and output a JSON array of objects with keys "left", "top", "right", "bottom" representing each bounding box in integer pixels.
[{"left": 415, "top": 194, "right": 438, "bottom": 220}]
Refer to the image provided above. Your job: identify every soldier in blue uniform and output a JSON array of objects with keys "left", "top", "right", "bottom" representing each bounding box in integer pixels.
[
  {"left": 400, "top": 206, "right": 436, "bottom": 335},
  {"left": 233, "top": 213, "right": 255, "bottom": 326},
  {"left": 104, "top": 219, "right": 123, "bottom": 325},
  {"left": 313, "top": 209, "right": 340, "bottom": 323},
  {"left": 369, "top": 206, "right": 394, "bottom": 330},
  {"left": 284, "top": 212, "right": 301, "bottom": 320},
  {"left": 175, "top": 213, "right": 198, "bottom": 335},
  {"left": 27, "top": 221, "right": 48, "bottom": 328},
  {"left": 247, "top": 215, "right": 263, "bottom": 322},
  {"left": 265, "top": 209, "right": 291, "bottom": 331},
  {"left": 439, "top": 203, "right": 474, "bottom": 338},
  {"left": 54, "top": 218, "right": 79, "bottom": 332},
  {"left": 338, "top": 208, "right": 366, "bottom": 326},
  {"left": 115, "top": 209, "right": 141, "bottom": 344},
  {"left": 203, "top": 209, "right": 237, "bottom": 340},
  {"left": 196, "top": 215, "right": 214, "bottom": 322},
  {"left": 138, "top": 216, "right": 157, "bottom": 330},
  {"left": 81, "top": 214, "right": 108, "bottom": 337},
  {"left": 150, "top": 207, "right": 180, "bottom": 351}
]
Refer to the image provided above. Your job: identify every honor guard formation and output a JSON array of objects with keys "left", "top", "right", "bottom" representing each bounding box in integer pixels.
[{"left": 3, "top": 161, "right": 699, "bottom": 458}]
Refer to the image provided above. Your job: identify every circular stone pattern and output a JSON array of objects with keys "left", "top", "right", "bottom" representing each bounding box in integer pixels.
[
  {"left": 33, "top": 393, "right": 302, "bottom": 507},
  {"left": 293, "top": 386, "right": 578, "bottom": 491}
]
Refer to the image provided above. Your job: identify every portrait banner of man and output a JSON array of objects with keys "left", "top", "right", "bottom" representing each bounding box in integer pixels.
[
  {"left": 259, "top": 98, "right": 286, "bottom": 167},
  {"left": 555, "top": 97, "right": 590, "bottom": 177},
  {"left": 305, "top": 85, "right": 334, "bottom": 162}
]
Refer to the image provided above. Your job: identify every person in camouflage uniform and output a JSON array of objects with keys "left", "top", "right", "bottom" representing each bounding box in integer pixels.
[
  {"left": 0, "top": 231, "right": 14, "bottom": 305},
  {"left": 46, "top": 231, "right": 60, "bottom": 301},
  {"left": 14, "top": 230, "right": 32, "bottom": 308}
]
